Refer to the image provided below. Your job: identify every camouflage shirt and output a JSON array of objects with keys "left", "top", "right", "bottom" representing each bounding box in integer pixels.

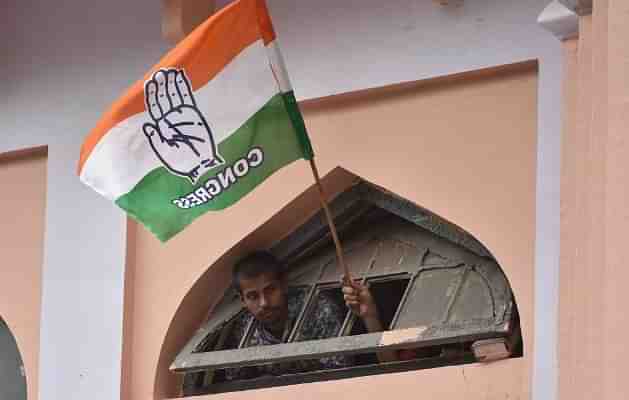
[{"left": 222, "top": 288, "right": 353, "bottom": 381}]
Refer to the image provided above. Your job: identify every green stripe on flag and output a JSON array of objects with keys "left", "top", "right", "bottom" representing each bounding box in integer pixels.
[
  {"left": 116, "top": 94, "right": 309, "bottom": 241},
  {"left": 282, "top": 90, "right": 313, "bottom": 160}
]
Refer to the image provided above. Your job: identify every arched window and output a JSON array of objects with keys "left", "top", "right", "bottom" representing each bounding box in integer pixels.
[
  {"left": 0, "top": 317, "right": 27, "bottom": 400},
  {"left": 173, "top": 182, "right": 522, "bottom": 395}
]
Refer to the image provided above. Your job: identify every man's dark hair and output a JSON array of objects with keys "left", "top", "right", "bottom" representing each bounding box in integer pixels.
[{"left": 232, "top": 251, "right": 285, "bottom": 293}]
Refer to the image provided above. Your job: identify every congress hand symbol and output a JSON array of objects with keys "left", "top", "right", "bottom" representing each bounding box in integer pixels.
[{"left": 142, "top": 68, "right": 223, "bottom": 183}]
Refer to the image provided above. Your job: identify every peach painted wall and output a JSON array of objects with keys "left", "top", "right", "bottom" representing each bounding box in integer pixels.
[
  {"left": 559, "top": 2, "right": 629, "bottom": 399},
  {"left": 603, "top": 0, "right": 629, "bottom": 397},
  {"left": 124, "top": 62, "right": 538, "bottom": 400},
  {"left": 0, "top": 148, "right": 47, "bottom": 400}
]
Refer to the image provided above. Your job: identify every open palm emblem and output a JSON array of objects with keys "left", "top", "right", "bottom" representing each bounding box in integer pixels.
[{"left": 142, "top": 68, "right": 224, "bottom": 183}]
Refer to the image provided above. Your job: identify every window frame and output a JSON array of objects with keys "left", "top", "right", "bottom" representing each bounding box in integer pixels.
[
  {"left": 185, "top": 352, "right": 476, "bottom": 395},
  {"left": 171, "top": 182, "right": 515, "bottom": 375},
  {"left": 173, "top": 319, "right": 508, "bottom": 373}
]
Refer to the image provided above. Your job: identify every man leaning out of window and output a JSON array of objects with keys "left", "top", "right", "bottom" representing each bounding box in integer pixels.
[{"left": 223, "top": 251, "right": 395, "bottom": 381}]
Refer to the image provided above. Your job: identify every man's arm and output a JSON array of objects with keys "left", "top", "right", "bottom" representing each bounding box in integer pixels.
[{"left": 342, "top": 281, "right": 398, "bottom": 362}]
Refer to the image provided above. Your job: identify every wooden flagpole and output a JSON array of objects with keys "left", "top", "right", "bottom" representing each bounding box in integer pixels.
[{"left": 308, "top": 157, "right": 353, "bottom": 284}]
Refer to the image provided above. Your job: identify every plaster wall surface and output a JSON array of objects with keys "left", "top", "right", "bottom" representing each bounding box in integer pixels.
[
  {"left": 0, "top": 150, "right": 47, "bottom": 400},
  {"left": 559, "top": 2, "right": 629, "bottom": 399},
  {"left": 127, "top": 64, "right": 537, "bottom": 400},
  {"left": 2, "top": 2, "right": 168, "bottom": 399},
  {"left": 197, "top": 360, "right": 525, "bottom": 400},
  {"left": 603, "top": 1, "right": 629, "bottom": 398},
  {"left": 1, "top": 1, "right": 561, "bottom": 399}
]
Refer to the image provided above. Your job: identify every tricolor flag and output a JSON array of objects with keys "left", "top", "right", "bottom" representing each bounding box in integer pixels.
[{"left": 78, "top": 0, "right": 313, "bottom": 242}]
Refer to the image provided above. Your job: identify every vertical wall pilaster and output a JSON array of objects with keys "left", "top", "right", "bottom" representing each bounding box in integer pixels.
[
  {"left": 558, "top": 35, "right": 578, "bottom": 400},
  {"left": 557, "top": 0, "right": 629, "bottom": 399},
  {"left": 602, "top": 0, "right": 629, "bottom": 399}
]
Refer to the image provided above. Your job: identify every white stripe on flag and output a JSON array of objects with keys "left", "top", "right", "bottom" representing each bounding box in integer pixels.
[{"left": 266, "top": 40, "right": 293, "bottom": 94}]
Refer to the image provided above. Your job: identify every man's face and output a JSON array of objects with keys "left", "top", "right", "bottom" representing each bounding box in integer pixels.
[{"left": 238, "top": 271, "right": 288, "bottom": 332}]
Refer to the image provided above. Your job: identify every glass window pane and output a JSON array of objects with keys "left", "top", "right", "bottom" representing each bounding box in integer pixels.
[
  {"left": 394, "top": 267, "right": 465, "bottom": 329},
  {"left": 286, "top": 252, "right": 331, "bottom": 285},
  {"left": 319, "top": 242, "right": 377, "bottom": 282},
  {"left": 421, "top": 249, "right": 452, "bottom": 266},
  {"left": 192, "top": 294, "right": 243, "bottom": 353},
  {"left": 294, "top": 285, "right": 348, "bottom": 341},
  {"left": 371, "top": 239, "right": 423, "bottom": 275},
  {"left": 220, "top": 311, "right": 252, "bottom": 350},
  {"left": 445, "top": 269, "right": 494, "bottom": 323}
]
